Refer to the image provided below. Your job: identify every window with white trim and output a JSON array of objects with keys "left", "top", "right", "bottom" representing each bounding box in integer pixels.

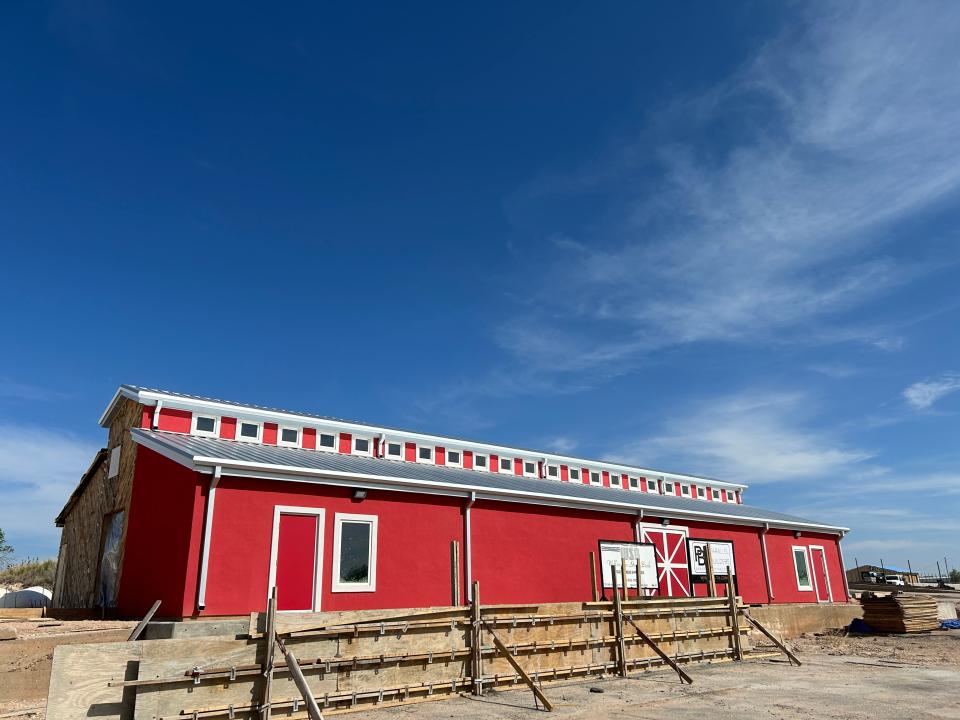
[
  {"left": 332, "top": 514, "right": 378, "bottom": 592},
  {"left": 237, "top": 421, "right": 261, "bottom": 442},
  {"left": 663, "top": 482, "right": 674, "bottom": 494},
  {"left": 792, "top": 546, "right": 813, "bottom": 591},
  {"left": 697, "top": 486, "right": 705, "bottom": 498},
  {"left": 569, "top": 468, "right": 581, "bottom": 481},
  {"left": 680, "top": 484, "right": 691, "bottom": 497},
  {"left": 629, "top": 477, "right": 639, "bottom": 489},
  {"left": 278, "top": 427, "right": 300, "bottom": 447},
  {"left": 523, "top": 460, "right": 537, "bottom": 477},
  {"left": 353, "top": 437, "right": 372, "bottom": 456},
  {"left": 446, "top": 450, "right": 461, "bottom": 467},
  {"left": 418, "top": 446, "right": 434, "bottom": 463},
  {"left": 589, "top": 471, "right": 601, "bottom": 485},
  {"left": 546, "top": 464, "right": 559, "bottom": 480},
  {"left": 610, "top": 472, "right": 622, "bottom": 487},
  {"left": 318, "top": 432, "right": 337, "bottom": 450},
  {"left": 385, "top": 441, "right": 403, "bottom": 460},
  {"left": 646, "top": 479, "right": 658, "bottom": 493},
  {"left": 192, "top": 415, "right": 219, "bottom": 437},
  {"left": 710, "top": 487, "right": 720, "bottom": 500},
  {"left": 474, "top": 454, "right": 488, "bottom": 471},
  {"left": 499, "top": 457, "right": 513, "bottom": 473}
]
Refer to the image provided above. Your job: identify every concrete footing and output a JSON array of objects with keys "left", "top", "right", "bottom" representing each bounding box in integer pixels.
[{"left": 748, "top": 603, "right": 861, "bottom": 639}]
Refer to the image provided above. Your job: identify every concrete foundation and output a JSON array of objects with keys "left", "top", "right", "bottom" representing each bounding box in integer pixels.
[{"left": 748, "top": 602, "right": 860, "bottom": 639}]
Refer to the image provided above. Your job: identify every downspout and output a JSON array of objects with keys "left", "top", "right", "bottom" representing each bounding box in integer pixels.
[
  {"left": 196, "top": 465, "right": 221, "bottom": 611},
  {"left": 464, "top": 491, "right": 476, "bottom": 602},
  {"left": 759, "top": 522, "right": 773, "bottom": 602},
  {"left": 837, "top": 531, "right": 851, "bottom": 602},
  {"left": 634, "top": 509, "right": 643, "bottom": 542},
  {"left": 151, "top": 400, "right": 163, "bottom": 430}
]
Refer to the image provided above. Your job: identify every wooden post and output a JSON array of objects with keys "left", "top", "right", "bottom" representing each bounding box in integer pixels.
[
  {"left": 276, "top": 636, "right": 324, "bottom": 720},
  {"left": 471, "top": 580, "right": 482, "bottom": 696},
  {"left": 705, "top": 544, "right": 717, "bottom": 598},
  {"left": 621, "top": 558, "right": 629, "bottom": 600},
  {"left": 636, "top": 559, "right": 643, "bottom": 599},
  {"left": 451, "top": 540, "right": 460, "bottom": 606},
  {"left": 611, "top": 566, "right": 627, "bottom": 677},
  {"left": 726, "top": 566, "right": 742, "bottom": 661},
  {"left": 589, "top": 552, "right": 599, "bottom": 602},
  {"left": 483, "top": 620, "right": 554, "bottom": 711},
  {"left": 127, "top": 599, "right": 161, "bottom": 641},
  {"left": 260, "top": 588, "right": 277, "bottom": 720}
]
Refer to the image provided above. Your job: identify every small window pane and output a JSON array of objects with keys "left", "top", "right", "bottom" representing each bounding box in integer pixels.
[
  {"left": 319, "top": 433, "right": 336, "bottom": 448},
  {"left": 664, "top": 483, "right": 674, "bottom": 493},
  {"left": 355, "top": 438, "right": 370, "bottom": 453},
  {"left": 419, "top": 447, "right": 432, "bottom": 460},
  {"left": 387, "top": 442, "right": 402, "bottom": 456},
  {"left": 591, "top": 472, "right": 600, "bottom": 484},
  {"left": 629, "top": 477, "right": 639, "bottom": 488},
  {"left": 647, "top": 480, "right": 657, "bottom": 491},
  {"left": 611, "top": 474, "right": 621, "bottom": 486},
  {"left": 196, "top": 416, "right": 216, "bottom": 433},
  {"left": 338, "top": 522, "right": 371, "bottom": 583},
  {"left": 475, "top": 455, "right": 487, "bottom": 467},
  {"left": 547, "top": 466, "right": 558, "bottom": 477},
  {"left": 447, "top": 451, "right": 460, "bottom": 464},
  {"left": 697, "top": 487, "right": 705, "bottom": 497},
  {"left": 240, "top": 422, "right": 259, "bottom": 438},
  {"left": 794, "top": 550, "right": 810, "bottom": 587},
  {"left": 570, "top": 469, "right": 580, "bottom": 480},
  {"left": 524, "top": 462, "right": 535, "bottom": 474},
  {"left": 501, "top": 457, "right": 512, "bottom": 471},
  {"left": 282, "top": 428, "right": 298, "bottom": 444}
]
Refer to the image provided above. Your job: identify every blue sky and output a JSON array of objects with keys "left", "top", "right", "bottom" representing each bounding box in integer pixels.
[{"left": 1, "top": 2, "right": 958, "bottom": 576}]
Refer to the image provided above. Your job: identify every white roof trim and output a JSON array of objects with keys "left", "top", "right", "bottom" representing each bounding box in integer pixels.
[
  {"left": 129, "top": 431, "right": 847, "bottom": 535},
  {"left": 107, "top": 386, "right": 747, "bottom": 490}
]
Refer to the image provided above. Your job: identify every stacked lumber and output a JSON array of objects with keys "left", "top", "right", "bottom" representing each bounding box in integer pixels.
[{"left": 860, "top": 592, "right": 940, "bottom": 633}]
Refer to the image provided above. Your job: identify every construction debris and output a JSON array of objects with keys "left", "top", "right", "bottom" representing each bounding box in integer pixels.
[{"left": 859, "top": 592, "right": 940, "bottom": 633}]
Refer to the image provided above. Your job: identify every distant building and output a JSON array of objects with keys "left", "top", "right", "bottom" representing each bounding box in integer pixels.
[{"left": 846, "top": 564, "right": 919, "bottom": 585}]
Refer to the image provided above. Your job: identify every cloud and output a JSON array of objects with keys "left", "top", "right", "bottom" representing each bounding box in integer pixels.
[
  {"left": 501, "top": 1, "right": 960, "bottom": 378},
  {"left": 610, "top": 391, "right": 872, "bottom": 485},
  {"left": 0, "top": 424, "right": 100, "bottom": 558},
  {"left": 541, "top": 436, "right": 578, "bottom": 454},
  {"left": 903, "top": 373, "right": 960, "bottom": 410},
  {"left": 0, "top": 379, "right": 71, "bottom": 402},
  {"left": 806, "top": 363, "right": 863, "bottom": 379}
]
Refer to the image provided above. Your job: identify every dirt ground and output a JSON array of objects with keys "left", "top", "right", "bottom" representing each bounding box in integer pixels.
[{"left": 1, "top": 625, "right": 958, "bottom": 720}]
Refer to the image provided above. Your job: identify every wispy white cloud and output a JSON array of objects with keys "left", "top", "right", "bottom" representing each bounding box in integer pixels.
[
  {"left": 0, "top": 379, "right": 71, "bottom": 402},
  {"left": 503, "top": 1, "right": 960, "bottom": 377},
  {"left": 609, "top": 391, "right": 872, "bottom": 484},
  {"left": 541, "top": 435, "right": 578, "bottom": 454},
  {"left": 0, "top": 424, "right": 99, "bottom": 558},
  {"left": 806, "top": 363, "right": 863, "bottom": 379},
  {"left": 903, "top": 373, "right": 960, "bottom": 410}
]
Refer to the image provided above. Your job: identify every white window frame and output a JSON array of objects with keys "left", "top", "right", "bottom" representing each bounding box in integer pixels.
[
  {"left": 663, "top": 482, "right": 674, "bottom": 495},
  {"left": 316, "top": 431, "right": 338, "bottom": 452},
  {"left": 267, "top": 505, "right": 325, "bottom": 611},
  {"left": 192, "top": 414, "right": 220, "bottom": 438},
  {"left": 499, "top": 456, "right": 514, "bottom": 474},
  {"left": 417, "top": 446, "right": 435, "bottom": 464},
  {"left": 569, "top": 468, "right": 581, "bottom": 481},
  {"left": 792, "top": 546, "right": 814, "bottom": 592},
  {"left": 236, "top": 420, "right": 262, "bottom": 443},
  {"left": 696, "top": 486, "right": 706, "bottom": 499},
  {"left": 546, "top": 464, "right": 560, "bottom": 480},
  {"left": 445, "top": 449, "right": 462, "bottom": 467},
  {"left": 646, "top": 479, "right": 659, "bottom": 493},
  {"left": 610, "top": 472, "right": 622, "bottom": 488},
  {"left": 680, "top": 484, "right": 691, "bottom": 497},
  {"left": 278, "top": 426, "right": 301, "bottom": 448},
  {"left": 522, "top": 460, "right": 537, "bottom": 478},
  {"left": 629, "top": 476, "right": 639, "bottom": 490},
  {"left": 352, "top": 436, "right": 373, "bottom": 457},
  {"left": 711, "top": 488, "right": 720, "bottom": 500},
  {"left": 384, "top": 440, "right": 403, "bottom": 460},
  {"left": 331, "top": 513, "right": 378, "bottom": 593},
  {"left": 473, "top": 453, "right": 488, "bottom": 472},
  {"left": 589, "top": 471, "right": 602, "bottom": 486}
]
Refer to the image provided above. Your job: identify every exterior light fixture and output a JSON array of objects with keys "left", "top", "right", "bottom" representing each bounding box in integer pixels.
[
  {"left": 352, "top": 489, "right": 368, "bottom": 501},
  {"left": 661, "top": 518, "right": 670, "bottom": 526}
]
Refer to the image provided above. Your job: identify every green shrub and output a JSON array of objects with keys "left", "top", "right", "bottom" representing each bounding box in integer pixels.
[{"left": 0, "top": 558, "right": 57, "bottom": 589}]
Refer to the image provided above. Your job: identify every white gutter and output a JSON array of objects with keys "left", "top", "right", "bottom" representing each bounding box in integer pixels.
[
  {"left": 196, "top": 465, "right": 221, "bottom": 610},
  {"left": 759, "top": 523, "right": 773, "bottom": 601},
  {"left": 128, "top": 431, "right": 849, "bottom": 536},
  {"left": 837, "top": 532, "right": 852, "bottom": 602},
  {"left": 152, "top": 400, "right": 163, "bottom": 430},
  {"left": 464, "top": 492, "right": 476, "bottom": 602}
]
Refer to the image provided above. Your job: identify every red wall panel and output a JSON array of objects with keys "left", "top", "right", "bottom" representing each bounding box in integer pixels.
[
  {"left": 560, "top": 465, "right": 569, "bottom": 481},
  {"left": 763, "top": 530, "right": 847, "bottom": 603},
  {"left": 436, "top": 447, "right": 445, "bottom": 465},
  {"left": 302, "top": 428, "right": 316, "bottom": 450},
  {"left": 275, "top": 513, "right": 319, "bottom": 611},
  {"left": 220, "top": 417, "right": 237, "bottom": 440},
  {"left": 404, "top": 442, "right": 416, "bottom": 462},
  {"left": 463, "top": 451, "right": 473, "bottom": 470},
  {"left": 339, "top": 433, "right": 352, "bottom": 454},
  {"left": 263, "top": 423, "right": 278, "bottom": 446},
  {"left": 157, "top": 408, "right": 192, "bottom": 433},
  {"left": 116, "top": 448, "right": 206, "bottom": 617}
]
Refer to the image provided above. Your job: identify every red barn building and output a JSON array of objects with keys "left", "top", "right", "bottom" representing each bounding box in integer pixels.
[{"left": 53, "top": 386, "right": 851, "bottom": 617}]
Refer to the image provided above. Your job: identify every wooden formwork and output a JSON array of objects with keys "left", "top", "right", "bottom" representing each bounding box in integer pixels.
[{"left": 47, "top": 591, "right": 791, "bottom": 720}]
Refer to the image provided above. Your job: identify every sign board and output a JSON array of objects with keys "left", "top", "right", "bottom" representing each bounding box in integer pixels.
[
  {"left": 598, "top": 541, "right": 659, "bottom": 590},
  {"left": 688, "top": 539, "right": 736, "bottom": 581}
]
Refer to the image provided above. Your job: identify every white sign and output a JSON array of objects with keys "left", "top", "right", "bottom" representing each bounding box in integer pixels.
[
  {"left": 688, "top": 540, "right": 736, "bottom": 577},
  {"left": 599, "top": 542, "right": 659, "bottom": 590}
]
